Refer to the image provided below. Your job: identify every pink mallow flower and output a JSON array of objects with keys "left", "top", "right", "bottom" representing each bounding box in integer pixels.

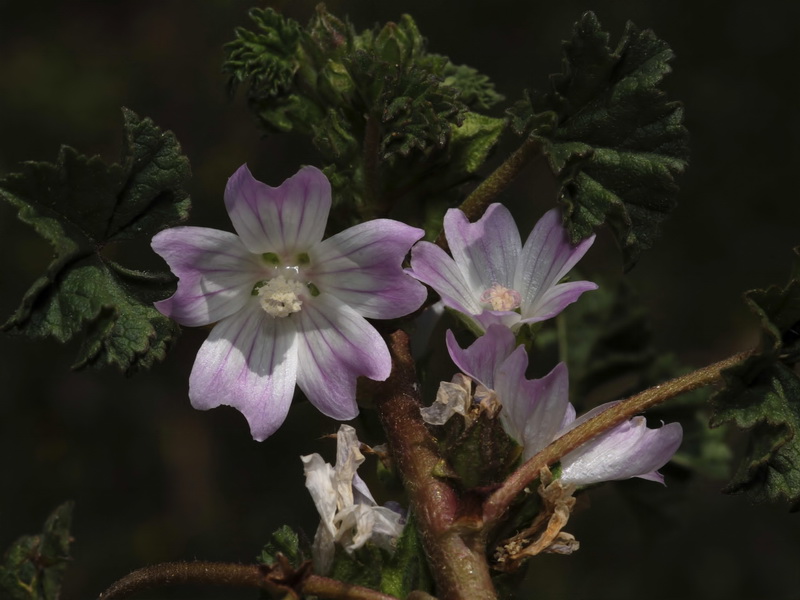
[
  {"left": 446, "top": 325, "right": 683, "bottom": 486},
  {"left": 152, "top": 165, "right": 427, "bottom": 441},
  {"left": 409, "top": 204, "right": 597, "bottom": 333}
]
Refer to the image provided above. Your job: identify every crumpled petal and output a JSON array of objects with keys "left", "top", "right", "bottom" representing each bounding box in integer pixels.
[
  {"left": 312, "top": 219, "right": 427, "bottom": 319},
  {"left": 295, "top": 294, "right": 391, "bottom": 420},
  {"left": 444, "top": 204, "right": 521, "bottom": 293},
  {"left": 224, "top": 164, "right": 331, "bottom": 255},
  {"left": 302, "top": 425, "right": 404, "bottom": 575},
  {"left": 514, "top": 208, "right": 597, "bottom": 322},
  {"left": 188, "top": 302, "right": 299, "bottom": 441},
  {"left": 152, "top": 226, "right": 266, "bottom": 327},
  {"left": 558, "top": 402, "right": 684, "bottom": 486}
]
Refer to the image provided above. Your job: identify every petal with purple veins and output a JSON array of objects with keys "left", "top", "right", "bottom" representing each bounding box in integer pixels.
[
  {"left": 294, "top": 293, "right": 391, "bottom": 421},
  {"left": 445, "top": 324, "right": 516, "bottom": 389},
  {"left": 224, "top": 164, "right": 332, "bottom": 255},
  {"left": 188, "top": 302, "right": 299, "bottom": 441},
  {"left": 514, "top": 208, "right": 596, "bottom": 320},
  {"left": 559, "top": 411, "right": 683, "bottom": 486},
  {"left": 312, "top": 219, "right": 427, "bottom": 319},
  {"left": 152, "top": 226, "right": 265, "bottom": 327},
  {"left": 409, "top": 241, "right": 483, "bottom": 316},
  {"left": 445, "top": 204, "right": 521, "bottom": 292}
]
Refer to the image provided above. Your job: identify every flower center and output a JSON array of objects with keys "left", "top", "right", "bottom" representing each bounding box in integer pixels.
[
  {"left": 256, "top": 276, "right": 306, "bottom": 318},
  {"left": 480, "top": 283, "right": 521, "bottom": 311}
]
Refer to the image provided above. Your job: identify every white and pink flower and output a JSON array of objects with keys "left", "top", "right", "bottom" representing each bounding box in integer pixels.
[
  {"left": 447, "top": 325, "right": 683, "bottom": 486},
  {"left": 409, "top": 204, "right": 597, "bottom": 333},
  {"left": 152, "top": 165, "right": 426, "bottom": 440}
]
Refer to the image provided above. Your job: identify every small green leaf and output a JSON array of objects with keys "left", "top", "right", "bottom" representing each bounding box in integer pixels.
[
  {"left": 710, "top": 249, "right": 800, "bottom": 507},
  {"left": 0, "top": 502, "right": 74, "bottom": 600},
  {"left": 259, "top": 525, "right": 307, "bottom": 568},
  {"left": 509, "top": 12, "right": 689, "bottom": 268},
  {"left": 379, "top": 513, "right": 434, "bottom": 598},
  {"left": 0, "top": 108, "right": 190, "bottom": 373}
]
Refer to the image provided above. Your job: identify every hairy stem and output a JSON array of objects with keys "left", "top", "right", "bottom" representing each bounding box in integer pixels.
[
  {"left": 96, "top": 561, "right": 400, "bottom": 600},
  {"left": 436, "top": 135, "right": 543, "bottom": 247},
  {"left": 361, "top": 113, "right": 386, "bottom": 218},
  {"left": 374, "top": 331, "right": 497, "bottom": 600},
  {"left": 483, "top": 350, "right": 751, "bottom": 528}
]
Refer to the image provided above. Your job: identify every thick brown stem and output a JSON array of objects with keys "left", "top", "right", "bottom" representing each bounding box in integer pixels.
[
  {"left": 374, "top": 331, "right": 497, "bottom": 600},
  {"left": 483, "top": 350, "right": 751, "bottom": 528}
]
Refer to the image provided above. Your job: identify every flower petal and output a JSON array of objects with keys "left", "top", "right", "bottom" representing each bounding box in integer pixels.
[
  {"left": 495, "top": 358, "right": 570, "bottom": 457},
  {"left": 188, "top": 302, "right": 299, "bottom": 441},
  {"left": 152, "top": 226, "right": 264, "bottom": 326},
  {"left": 444, "top": 203, "right": 521, "bottom": 291},
  {"left": 224, "top": 164, "right": 331, "bottom": 255},
  {"left": 294, "top": 293, "right": 391, "bottom": 420},
  {"left": 559, "top": 410, "right": 683, "bottom": 486},
  {"left": 445, "top": 324, "right": 516, "bottom": 389},
  {"left": 514, "top": 208, "right": 596, "bottom": 321},
  {"left": 518, "top": 280, "right": 599, "bottom": 325},
  {"left": 409, "top": 241, "right": 483, "bottom": 316},
  {"left": 312, "top": 219, "right": 427, "bottom": 319}
]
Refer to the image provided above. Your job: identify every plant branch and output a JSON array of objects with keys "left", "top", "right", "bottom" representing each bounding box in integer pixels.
[
  {"left": 482, "top": 350, "right": 752, "bottom": 528},
  {"left": 374, "top": 330, "right": 497, "bottom": 600},
  {"left": 436, "top": 134, "right": 543, "bottom": 248},
  {"left": 96, "top": 560, "right": 401, "bottom": 600}
]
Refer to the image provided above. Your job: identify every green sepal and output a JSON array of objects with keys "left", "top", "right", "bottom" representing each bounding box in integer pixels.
[
  {"left": 508, "top": 12, "right": 689, "bottom": 269},
  {"left": 259, "top": 525, "right": 307, "bottom": 568},
  {"left": 710, "top": 249, "right": 800, "bottom": 507},
  {"left": 0, "top": 108, "right": 190, "bottom": 374},
  {"left": 0, "top": 502, "right": 74, "bottom": 600},
  {"left": 434, "top": 408, "right": 522, "bottom": 489},
  {"left": 379, "top": 512, "right": 434, "bottom": 598}
]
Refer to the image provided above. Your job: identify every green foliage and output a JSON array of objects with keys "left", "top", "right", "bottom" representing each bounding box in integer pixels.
[
  {"left": 224, "top": 5, "right": 504, "bottom": 234},
  {"left": 0, "top": 503, "right": 74, "bottom": 600},
  {"left": 435, "top": 409, "right": 521, "bottom": 489},
  {"left": 508, "top": 12, "right": 688, "bottom": 269},
  {"left": 0, "top": 109, "right": 190, "bottom": 374},
  {"left": 711, "top": 249, "right": 800, "bottom": 508},
  {"left": 259, "top": 525, "right": 307, "bottom": 568},
  {"left": 326, "top": 513, "right": 433, "bottom": 598}
]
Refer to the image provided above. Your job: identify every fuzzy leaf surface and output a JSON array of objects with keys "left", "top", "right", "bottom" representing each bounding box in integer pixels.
[
  {"left": 0, "top": 503, "right": 74, "bottom": 600},
  {"left": 509, "top": 12, "right": 688, "bottom": 268},
  {"left": 0, "top": 108, "right": 190, "bottom": 373},
  {"left": 711, "top": 250, "right": 800, "bottom": 507}
]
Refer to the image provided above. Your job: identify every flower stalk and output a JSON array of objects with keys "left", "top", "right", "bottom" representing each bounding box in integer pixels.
[
  {"left": 437, "top": 134, "right": 543, "bottom": 248},
  {"left": 374, "top": 330, "right": 498, "bottom": 600},
  {"left": 96, "top": 560, "right": 401, "bottom": 600},
  {"left": 482, "top": 350, "right": 752, "bottom": 528}
]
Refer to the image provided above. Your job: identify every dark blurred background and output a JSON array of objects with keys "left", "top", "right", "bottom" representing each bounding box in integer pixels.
[{"left": 1, "top": 1, "right": 799, "bottom": 599}]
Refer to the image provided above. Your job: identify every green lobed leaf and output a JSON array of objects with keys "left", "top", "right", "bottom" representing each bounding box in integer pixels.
[
  {"left": 710, "top": 249, "right": 800, "bottom": 507},
  {"left": 0, "top": 502, "right": 74, "bottom": 600},
  {"left": 224, "top": 6, "right": 503, "bottom": 232},
  {"left": 509, "top": 12, "right": 689, "bottom": 268},
  {"left": 0, "top": 108, "right": 190, "bottom": 374}
]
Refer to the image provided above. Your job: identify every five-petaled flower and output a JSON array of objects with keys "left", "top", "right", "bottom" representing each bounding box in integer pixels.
[
  {"left": 447, "top": 325, "right": 683, "bottom": 486},
  {"left": 152, "top": 165, "right": 427, "bottom": 440},
  {"left": 409, "top": 204, "right": 597, "bottom": 333}
]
